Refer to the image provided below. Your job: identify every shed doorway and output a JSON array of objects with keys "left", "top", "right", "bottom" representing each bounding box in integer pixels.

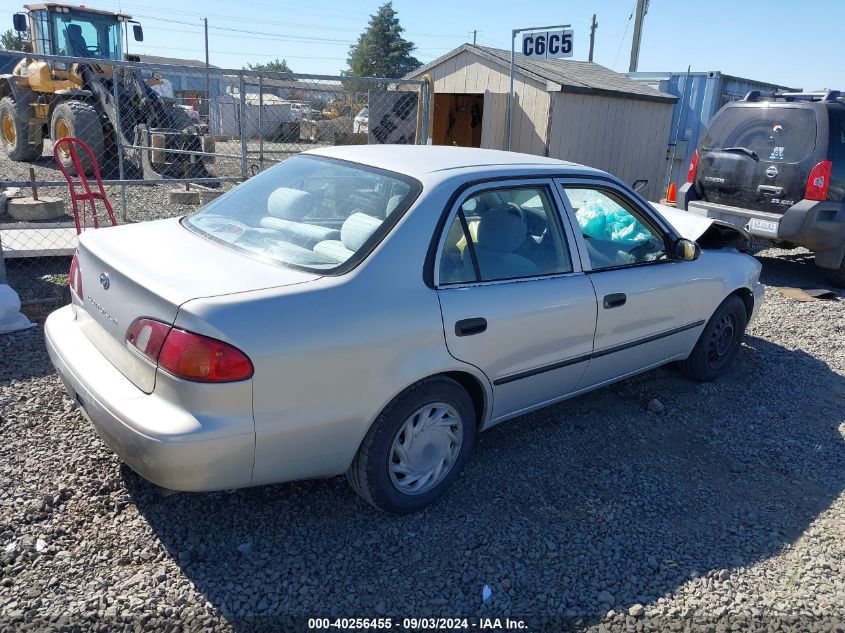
[{"left": 432, "top": 93, "right": 484, "bottom": 147}]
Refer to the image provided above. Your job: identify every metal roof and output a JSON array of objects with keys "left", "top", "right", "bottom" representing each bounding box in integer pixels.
[
  {"left": 306, "top": 145, "right": 601, "bottom": 179},
  {"left": 409, "top": 44, "right": 676, "bottom": 104},
  {"left": 24, "top": 3, "right": 132, "bottom": 20}
]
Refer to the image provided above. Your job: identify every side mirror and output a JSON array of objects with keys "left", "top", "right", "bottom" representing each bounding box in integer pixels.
[
  {"left": 632, "top": 179, "right": 648, "bottom": 193},
  {"left": 674, "top": 238, "right": 701, "bottom": 261},
  {"left": 133, "top": 24, "right": 143, "bottom": 41},
  {"left": 13, "top": 13, "right": 27, "bottom": 32}
]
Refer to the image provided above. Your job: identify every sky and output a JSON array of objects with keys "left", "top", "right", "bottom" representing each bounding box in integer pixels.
[{"left": 0, "top": 0, "right": 837, "bottom": 90}]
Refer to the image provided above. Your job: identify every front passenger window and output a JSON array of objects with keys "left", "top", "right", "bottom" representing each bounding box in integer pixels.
[
  {"left": 439, "top": 186, "right": 572, "bottom": 284},
  {"left": 560, "top": 187, "right": 666, "bottom": 270}
]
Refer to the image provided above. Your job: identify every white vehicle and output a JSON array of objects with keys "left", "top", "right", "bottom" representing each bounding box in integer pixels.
[
  {"left": 45, "top": 146, "right": 763, "bottom": 513},
  {"left": 353, "top": 107, "right": 368, "bottom": 133}
]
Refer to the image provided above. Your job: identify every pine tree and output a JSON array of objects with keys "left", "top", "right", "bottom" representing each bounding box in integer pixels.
[
  {"left": 346, "top": 2, "right": 420, "bottom": 78},
  {"left": 1, "top": 29, "right": 28, "bottom": 52}
]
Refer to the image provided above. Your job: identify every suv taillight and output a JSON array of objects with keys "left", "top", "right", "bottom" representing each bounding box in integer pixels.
[
  {"left": 68, "top": 252, "right": 83, "bottom": 300},
  {"left": 805, "top": 160, "right": 832, "bottom": 201},
  {"left": 687, "top": 149, "right": 699, "bottom": 184},
  {"left": 126, "top": 318, "right": 253, "bottom": 383}
]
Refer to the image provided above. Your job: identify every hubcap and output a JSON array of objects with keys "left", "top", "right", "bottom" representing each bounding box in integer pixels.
[
  {"left": 55, "top": 119, "right": 71, "bottom": 156},
  {"left": 389, "top": 402, "right": 463, "bottom": 496},
  {"left": 1, "top": 113, "right": 15, "bottom": 145},
  {"left": 707, "top": 313, "right": 737, "bottom": 367}
]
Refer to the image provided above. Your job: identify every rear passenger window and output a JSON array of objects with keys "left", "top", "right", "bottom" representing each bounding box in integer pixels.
[
  {"left": 438, "top": 186, "right": 572, "bottom": 285},
  {"left": 829, "top": 109, "right": 845, "bottom": 163}
]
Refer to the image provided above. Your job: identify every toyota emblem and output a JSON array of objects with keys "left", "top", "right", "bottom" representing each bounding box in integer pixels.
[
  {"left": 99, "top": 272, "right": 110, "bottom": 290},
  {"left": 765, "top": 165, "right": 779, "bottom": 178}
]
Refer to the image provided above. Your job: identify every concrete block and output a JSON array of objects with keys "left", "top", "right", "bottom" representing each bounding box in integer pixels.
[{"left": 6, "top": 196, "right": 65, "bottom": 221}]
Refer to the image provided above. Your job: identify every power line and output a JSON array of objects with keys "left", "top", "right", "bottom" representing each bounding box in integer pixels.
[{"left": 612, "top": 3, "right": 636, "bottom": 70}]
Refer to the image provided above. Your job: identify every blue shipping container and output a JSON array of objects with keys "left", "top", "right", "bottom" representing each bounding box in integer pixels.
[{"left": 626, "top": 71, "right": 799, "bottom": 199}]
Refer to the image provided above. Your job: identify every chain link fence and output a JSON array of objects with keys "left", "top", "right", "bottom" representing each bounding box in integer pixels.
[{"left": 0, "top": 50, "right": 429, "bottom": 306}]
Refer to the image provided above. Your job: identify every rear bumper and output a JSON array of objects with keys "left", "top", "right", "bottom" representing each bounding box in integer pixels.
[
  {"left": 44, "top": 305, "right": 255, "bottom": 491},
  {"left": 680, "top": 190, "right": 845, "bottom": 260}
]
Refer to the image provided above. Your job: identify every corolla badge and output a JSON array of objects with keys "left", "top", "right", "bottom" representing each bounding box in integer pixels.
[
  {"left": 99, "top": 272, "right": 110, "bottom": 290},
  {"left": 765, "top": 165, "right": 779, "bottom": 178}
]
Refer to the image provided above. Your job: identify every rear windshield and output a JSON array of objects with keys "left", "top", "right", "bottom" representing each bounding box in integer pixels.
[
  {"left": 185, "top": 155, "right": 420, "bottom": 272},
  {"left": 700, "top": 106, "right": 817, "bottom": 163}
]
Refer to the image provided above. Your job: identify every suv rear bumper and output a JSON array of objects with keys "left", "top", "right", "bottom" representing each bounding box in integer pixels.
[{"left": 679, "top": 185, "right": 845, "bottom": 268}]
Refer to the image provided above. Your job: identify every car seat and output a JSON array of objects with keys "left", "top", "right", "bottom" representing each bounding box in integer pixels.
[
  {"left": 473, "top": 208, "right": 539, "bottom": 280},
  {"left": 65, "top": 24, "right": 90, "bottom": 57},
  {"left": 313, "top": 212, "right": 383, "bottom": 264}
]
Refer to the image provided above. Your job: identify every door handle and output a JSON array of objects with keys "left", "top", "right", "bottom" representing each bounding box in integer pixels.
[
  {"left": 758, "top": 185, "right": 784, "bottom": 196},
  {"left": 603, "top": 293, "right": 627, "bottom": 309},
  {"left": 455, "top": 317, "right": 487, "bottom": 337}
]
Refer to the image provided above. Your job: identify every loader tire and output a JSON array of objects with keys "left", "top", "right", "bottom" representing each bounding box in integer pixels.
[
  {"left": 51, "top": 101, "right": 104, "bottom": 176},
  {"left": 0, "top": 97, "right": 43, "bottom": 161}
]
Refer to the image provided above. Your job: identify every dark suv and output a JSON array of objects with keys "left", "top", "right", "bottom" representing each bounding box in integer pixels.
[{"left": 679, "top": 91, "right": 845, "bottom": 286}]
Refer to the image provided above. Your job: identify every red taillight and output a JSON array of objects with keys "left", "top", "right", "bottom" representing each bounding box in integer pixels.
[
  {"left": 687, "top": 149, "right": 699, "bottom": 184},
  {"left": 126, "top": 318, "right": 253, "bottom": 383},
  {"left": 68, "top": 252, "right": 83, "bottom": 300},
  {"left": 126, "top": 318, "right": 171, "bottom": 361},
  {"left": 805, "top": 160, "right": 832, "bottom": 201}
]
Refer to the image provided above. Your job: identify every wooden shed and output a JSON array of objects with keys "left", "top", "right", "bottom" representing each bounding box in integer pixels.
[{"left": 407, "top": 44, "right": 677, "bottom": 201}]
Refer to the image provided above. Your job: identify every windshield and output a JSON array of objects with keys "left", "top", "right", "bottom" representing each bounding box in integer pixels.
[
  {"left": 52, "top": 10, "right": 123, "bottom": 60},
  {"left": 185, "top": 155, "right": 420, "bottom": 272},
  {"left": 700, "top": 105, "right": 817, "bottom": 163}
]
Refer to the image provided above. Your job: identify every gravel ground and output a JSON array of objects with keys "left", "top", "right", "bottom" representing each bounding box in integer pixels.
[{"left": 0, "top": 246, "right": 844, "bottom": 632}]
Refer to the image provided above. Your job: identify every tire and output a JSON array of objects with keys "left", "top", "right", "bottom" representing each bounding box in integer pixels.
[
  {"left": 822, "top": 257, "right": 845, "bottom": 288},
  {"left": 166, "top": 106, "right": 193, "bottom": 131},
  {"left": 347, "top": 376, "right": 476, "bottom": 514},
  {"left": 677, "top": 295, "right": 748, "bottom": 382},
  {"left": 51, "top": 101, "right": 105, "bottom": 176},
  {"left": 0, "top": 96, "right": 42, "bottom": 161}
]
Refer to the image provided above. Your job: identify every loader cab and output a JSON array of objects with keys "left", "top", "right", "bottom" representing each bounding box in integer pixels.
[{"left": 16, "top": 4, "right": 141, "bottom": 61}]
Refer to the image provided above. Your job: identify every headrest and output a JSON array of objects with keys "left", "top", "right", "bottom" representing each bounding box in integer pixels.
[
  {"left": 340, "top": 213, "right": 382, "bottom": 252},
  {"left": 267, "top": 187, "right": 312, "bottom": 219},
  {"left": 476, "top": 208, "right": 527, "bottom": 253},
  {"left": 67, "top": 24, "right": 83, "bottom": 37}
]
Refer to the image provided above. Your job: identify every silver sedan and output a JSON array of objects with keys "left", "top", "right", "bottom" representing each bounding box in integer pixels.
[{"left": 45, "top": 146, "right": 764, "bottom": 513}]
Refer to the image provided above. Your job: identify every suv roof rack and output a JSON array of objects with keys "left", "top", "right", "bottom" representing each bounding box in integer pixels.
[{"left": 743, "top": 90, "right": 842, "bottom": 103}]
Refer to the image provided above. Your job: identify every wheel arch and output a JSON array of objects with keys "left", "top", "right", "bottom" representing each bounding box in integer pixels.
[{"left": 728, "top": 286, "right": 754, "bottom": 321}]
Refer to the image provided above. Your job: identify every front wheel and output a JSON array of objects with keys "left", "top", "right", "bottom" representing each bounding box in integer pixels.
[
  {"left": 676, "top": 295, "right": 748, "bottom": 382},
  {"left": 0, "top": 96, "right": 42, "bottom": 161},
  {"left": 347, "top": 377, "right": 476, "bottom": 514},
  {"left": 51, "top": 101, "right": 105, "bottom": 176}
]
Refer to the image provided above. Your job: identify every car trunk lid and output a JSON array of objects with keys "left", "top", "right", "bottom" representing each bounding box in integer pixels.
[
  {"left": 696, "top": 105, "right": 818, "bottom": 213},
  {"left": 74, "top": 218, "right": 319, "bottom": 393}
]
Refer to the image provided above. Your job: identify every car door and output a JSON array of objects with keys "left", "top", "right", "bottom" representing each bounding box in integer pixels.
[
  {"left": 556, "top": 178, "right": 717, "bottom": 389},
  {"left": 435, "top": 179, "right": 598, "bottom": 422}
]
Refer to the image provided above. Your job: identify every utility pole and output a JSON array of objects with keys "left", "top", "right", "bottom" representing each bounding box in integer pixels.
[
  {"left": 588, "top": 14, "right": 597, "bottom": 62},
  {"left": 204, "top": 17, "right": 210, "bottom": 117},
  {"left": 628, "top": 0, "right": 647, "bottom": 72}
]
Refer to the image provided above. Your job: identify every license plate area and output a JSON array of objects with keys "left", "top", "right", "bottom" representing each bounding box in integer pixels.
[{"left": 748, "top": 218, "right": 779, "bottom": 235}]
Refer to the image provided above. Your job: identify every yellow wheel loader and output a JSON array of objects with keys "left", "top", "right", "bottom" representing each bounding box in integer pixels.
[{"left": 0, "top": 3, "right": 216, "bottom": 183}]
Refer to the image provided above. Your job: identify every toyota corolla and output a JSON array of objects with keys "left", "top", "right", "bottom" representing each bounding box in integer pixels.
[{"left": 45, "top": 146, "right": 763, "bottom": 513}]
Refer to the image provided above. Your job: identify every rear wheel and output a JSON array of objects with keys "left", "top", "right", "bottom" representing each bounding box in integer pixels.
[
  {"left": 347, "top": 376, "right": 476, "bottom": 514},
  {"left": 51, "top": 101, "right": 105, "bottom": 176},
  {"left": 822, "top": 257, "right": 845, "bottom": 288},
  {"left": 677, "top": 295, "right": 748, "bottom": 382},
  {"left": 0, "top": 96, "right": 42, "bottom": 161}
]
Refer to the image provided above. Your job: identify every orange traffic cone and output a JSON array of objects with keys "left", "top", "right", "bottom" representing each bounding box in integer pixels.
[{"left": 666, "top": 182, "right": 677, "bottom": 204}]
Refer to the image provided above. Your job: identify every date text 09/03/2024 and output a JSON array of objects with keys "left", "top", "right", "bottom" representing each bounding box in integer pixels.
[{"left": 307, "top": 618, "right": 529, "bottom": 630}]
